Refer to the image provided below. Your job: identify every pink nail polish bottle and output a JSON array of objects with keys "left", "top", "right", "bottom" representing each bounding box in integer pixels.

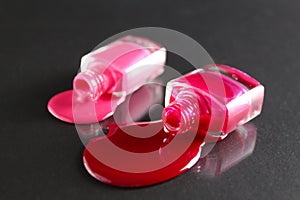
[
  {"left": 162, "top": 64, "right": 264, "bottom": 137},
  {"left": 73, "top": 36, "right": 166, "bottom": 101}
]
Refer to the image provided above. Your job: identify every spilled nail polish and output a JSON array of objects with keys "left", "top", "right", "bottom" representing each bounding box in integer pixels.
[
  {"left": 48, "top": 90, "right": 123, "bottom": 123},
  {"left": 82, "top": 121, "right": 257, "bottom": 187},
  {"left": 83, "top": 121, "right": 205, "bottom": 187}
]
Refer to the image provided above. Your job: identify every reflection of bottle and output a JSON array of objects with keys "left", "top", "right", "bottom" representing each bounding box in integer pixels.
[
  {"left": 112, "top": 83, "right": 163, "bottom": 125},
  {"left": 162, "top": 64, "right": 264, "bottom": 136},
  {"left": 191, "top": 123, "right": 257, "bottom": 176},
  {"left": 73, "top": 36, "right": 166, "bottom": 101},
  {"left": 76, "top": 83, "right": 163, "bottom": 139}
]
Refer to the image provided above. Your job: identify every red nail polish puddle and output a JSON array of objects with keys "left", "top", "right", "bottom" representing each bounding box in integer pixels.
[
  {"left": 83, "top": 120, "right": 206, "bottom": 187},
  {"left": 47, "top": 90, "right": 122, "bottom": 123}
]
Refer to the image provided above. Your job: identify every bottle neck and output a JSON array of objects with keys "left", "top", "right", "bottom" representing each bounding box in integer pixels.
[
  {"left": 162, "top": 91, "right": 200, "bottom": 134},
  {"left": 73, "top": 70, "right": 106, "bottom": 101}
]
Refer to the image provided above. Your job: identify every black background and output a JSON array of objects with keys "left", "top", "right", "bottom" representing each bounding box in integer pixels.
[{"left": 1, "top": 0, "right": 299, "bottom": 199}]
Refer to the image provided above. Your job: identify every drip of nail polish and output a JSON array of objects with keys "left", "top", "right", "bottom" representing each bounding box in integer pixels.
[
  {"left": 162, "top": 64, "right": 264, "bottom": 137},
  {"left": 47, "top": 36, "right": 166, "bottom": 123},
  {"left": 83, "top": 121, "right": 205, "bottom": 187},
  {"left": 191, "top": 123, "right": 257, "bottom": 176}
]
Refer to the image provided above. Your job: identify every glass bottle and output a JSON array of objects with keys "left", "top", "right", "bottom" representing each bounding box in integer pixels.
[
  {"left": 162, "top": 64, "right": 264, "bottom": 137},
  {"left": 73, "top": 35, "right": 166, "bottom": 101}
]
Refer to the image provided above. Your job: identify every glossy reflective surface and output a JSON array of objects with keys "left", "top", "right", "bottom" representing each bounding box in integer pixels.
[
  {"left": 192, "top": 123, "right": 257, "bottom": 176},
  {"left": 2, "top": 0, "right": 299, "bottom": 198}
]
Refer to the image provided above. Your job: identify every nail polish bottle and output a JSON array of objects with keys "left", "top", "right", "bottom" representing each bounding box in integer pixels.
[
  {"left": 73, "top": 35, "right": 166, "bottom": 101},
  {"left": 162, "top": 64, "right": 264, "bottom": 137}
]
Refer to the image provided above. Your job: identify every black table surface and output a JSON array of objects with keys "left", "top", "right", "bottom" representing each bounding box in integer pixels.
[{"left": 1, "top": 0, "right": 299, "bottom": 199}]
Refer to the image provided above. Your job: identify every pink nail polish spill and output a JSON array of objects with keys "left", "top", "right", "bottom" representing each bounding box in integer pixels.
[
  {"left": 162, "top": 64, "right": 264, "bottom": 137},
  {"left": 47, "top": 90, "right": 123, "bottom": 123},
  {"left": 83, "top": 121, "right": 205, "bottom": 187}
]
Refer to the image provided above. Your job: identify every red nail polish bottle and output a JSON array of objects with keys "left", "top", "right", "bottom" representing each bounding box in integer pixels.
[{"left": 162, "top": 64, "right": 264, "bottom": 137}]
